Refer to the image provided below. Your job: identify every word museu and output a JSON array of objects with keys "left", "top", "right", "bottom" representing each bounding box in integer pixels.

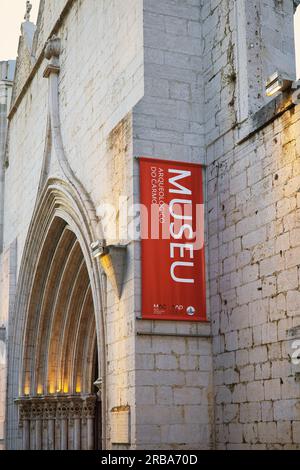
[
  {"left": 168, "top": 169, "right": 196, "bottom": 285},
  {"left": 1, "top": 0, "right": 300, "bottom": 451}
]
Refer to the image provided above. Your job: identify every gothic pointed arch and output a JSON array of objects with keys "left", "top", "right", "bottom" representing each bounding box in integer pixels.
[{"left": 6, "top": 178, "right": 107, "bottom": 450}]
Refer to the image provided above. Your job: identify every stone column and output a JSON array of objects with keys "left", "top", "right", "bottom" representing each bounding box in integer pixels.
[
  {"left": 87, "top": 418, "right": 94, "bottom": 450},
  {"left": 57, "top": 401, "right": 69, "bottom": 450},
  {"left": 81, "top": 418, "right": 87, "bottom": 450},
  {"left": 55, "top": 417, "right": 61, "bottom": 450},
  {"left": 83, "top": 396, "right": 96, "bottom": 451},
  {"left": 18, "top": 395, "right": 97, "bottom": 450},
  {"left": 44, "top": 400, "right": 56, "bottom": 450},
  {"left": 34, "top": 403, "right": 43, "bottom": 450},
  {"left": 30, "top": 420, "right": 36, "bottom": 450},
  {"left": 35, "top": 418, "right": 42, "bottom": 450},
  {"left": 48, "top": 419, "right": 55, "bottom": 450},
  {"left": 42, "top": 420, "right": 48, "bottom": 450},
  {"left": 19, "top": 403, "right": 31, "bottom": 450},
  {"left": 74, "top": 418, "right": 81, "bottom": 450},
  {"left": 61, "top": 419, "right": 68, "bottom": 450},
  {"left": 71, "top": 399, "right": 82, "bottom": 450},
  {"left": 23, "top": 419, "right": 30, "bottom": 450}
]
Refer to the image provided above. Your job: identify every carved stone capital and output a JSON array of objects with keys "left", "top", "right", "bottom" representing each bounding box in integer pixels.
[
  {"left": 69, "top": 399, "right": 84, "bottom": 420},
  {"left": 56, "top": 400, "right": 70, "bottom": 420},
  {"left": 17, "top": 394, "right": 97, "bottom": 425},
  {"left": 82, "top": 396, "right": 96, "bottom": 419},
  {"left": 30, "top": 401, "right": 44, "bottom": 420},
  {"left": 43, "top": 400, "right": 57, "bottom": 420},
  {"left": 19, "top": 402, "right": 31, "bottom": 422}
]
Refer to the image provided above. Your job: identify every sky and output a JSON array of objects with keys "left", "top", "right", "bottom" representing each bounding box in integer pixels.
[
  {"left": 0, "top": 0, "right": 39, "bottom": 61},
  {"left": 0, "top": 1, "right": 299, "bottom": 77}
]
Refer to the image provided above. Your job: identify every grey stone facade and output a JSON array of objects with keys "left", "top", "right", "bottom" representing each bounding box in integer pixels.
[
  {"left": 0, "top": 60, "right": 15, "bottom": 451},
  {"left": 0, "top": 0, "right": 300, "bottom": 450}
]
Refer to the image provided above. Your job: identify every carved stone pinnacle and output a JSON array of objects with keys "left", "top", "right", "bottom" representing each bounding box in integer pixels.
[{"left": 24, "top": 1, "right": 32, "bottom": 22}]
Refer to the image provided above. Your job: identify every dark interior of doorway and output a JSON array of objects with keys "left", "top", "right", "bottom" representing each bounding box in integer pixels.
[{"left": 92, "top": 345, "right": 102, "bottom": 450}]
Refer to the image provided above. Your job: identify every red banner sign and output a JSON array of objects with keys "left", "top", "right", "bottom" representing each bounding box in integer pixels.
[{"left": 139, "top": 157, "right": 206, "bottom": 321}]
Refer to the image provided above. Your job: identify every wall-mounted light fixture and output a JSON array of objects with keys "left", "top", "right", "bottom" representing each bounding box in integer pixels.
[
  {"left": 265, "top": 71, "right": 294, "bottom": 97},
  {"left": 91, "top": 241, "right": 127, "bottom": 298}
]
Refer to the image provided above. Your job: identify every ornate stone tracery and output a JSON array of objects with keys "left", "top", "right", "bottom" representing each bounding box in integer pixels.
[{"left": 18, "top": 395, "right": 97, "bottom": 450}]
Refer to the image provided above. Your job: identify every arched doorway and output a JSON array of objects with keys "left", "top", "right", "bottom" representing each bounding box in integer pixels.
[
  {"left": 17, "top": 217, "right": 101, "bottom": 450},
  {"left": 6, "top": 180, "right": 106, "bottom": 450}
]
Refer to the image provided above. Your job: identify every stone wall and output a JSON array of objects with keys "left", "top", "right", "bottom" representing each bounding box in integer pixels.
[
  {"left": 0, "top": 243, "right": 17, "bottom": 451},
  {"left": 132, "top": 0, "right": 214, "bottom": 449},
  {"left": 134, "top": 321, "right": 214, "bottom": 450},
  {"left": 0, "top": 61, "right": 15, "bottom": 249},
  {"left": 132, "top": 0, "right": 300, "bottom": 449},
  {"left": 3, "top": 0, "right": 143, "bottom": 450},
  {"left": 209, "top": 103, "right": 300, "bottom": 450},
  {"left": 202, "top": 0, "right": 300, "bottom": 449},
  {"left": 11, "top": 21, "right": 35, "bottom": 106},
  {"left": 2, "top": 0, "right": 300, "bottom": 450},
  {"left": 0, "top": 61, "right": 15, "bottom": 451}
]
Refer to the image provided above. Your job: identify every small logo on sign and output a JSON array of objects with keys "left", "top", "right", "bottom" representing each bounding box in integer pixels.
[
  {"left": 173, "top": 305, "right": 183, "bottom": 311},
  {"left": 153, "top": 304, "right": 167, "bottom": 315},
  {"left": 186, "top": 306, "right": 196, "bottom": 316}
]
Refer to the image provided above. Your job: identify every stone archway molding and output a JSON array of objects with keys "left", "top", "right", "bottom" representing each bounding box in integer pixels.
[
  {"left": 6, "top": 178, "right": 107, "bottom": 450},
  {"left": 39, "top": 34, "right": 102, "bottom": 243}
]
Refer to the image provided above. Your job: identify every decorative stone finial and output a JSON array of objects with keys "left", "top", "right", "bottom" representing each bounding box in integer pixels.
[
  {"left": 43, "top": 35, "right": 61, "bottom": 78},
  {"left": 24, "top": 1, "right": 32, "bottom": 21},
  {"left": 44, "top": 35, "right": 61, "bottom": 61}
]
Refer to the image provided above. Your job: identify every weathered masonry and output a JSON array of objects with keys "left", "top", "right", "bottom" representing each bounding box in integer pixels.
[
  {"left": 0, "top": 0, "right": 300, "bottom": 450},
  {"left": 0, "top": 60, "right": 15, "bottom": 451}
]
